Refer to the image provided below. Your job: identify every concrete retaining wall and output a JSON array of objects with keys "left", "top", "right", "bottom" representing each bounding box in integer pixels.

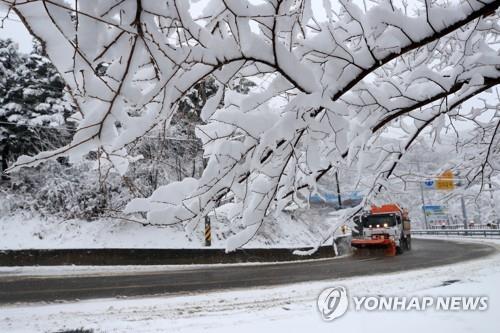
[{"left": 0, "top": 246, "right": 335, "bottom": 266}]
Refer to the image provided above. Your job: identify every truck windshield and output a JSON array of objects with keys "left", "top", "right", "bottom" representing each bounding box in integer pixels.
[{"left": 363, "top": 214, "right": 397, "bottom": 228}]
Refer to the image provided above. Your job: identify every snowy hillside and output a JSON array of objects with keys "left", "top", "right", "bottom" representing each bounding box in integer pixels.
[{"left": 0, "top": 207, "right": 336, "bottom": 249}]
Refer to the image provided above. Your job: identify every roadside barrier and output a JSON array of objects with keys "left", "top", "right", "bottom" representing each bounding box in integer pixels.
[
  {"left": 412, "top": 229, "right": 500, "bottom": 238},
  {"left": 0, "top": 245, "right": 335, "bottom": 266}
]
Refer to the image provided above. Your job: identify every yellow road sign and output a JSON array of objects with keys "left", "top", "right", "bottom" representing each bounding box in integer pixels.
[{"left": 436, "top": 170, "right": 455, "bottom": 190}]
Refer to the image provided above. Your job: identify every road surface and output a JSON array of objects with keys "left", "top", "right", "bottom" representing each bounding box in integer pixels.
[{"left": 0, "top": 238, "right": 495, "bottom": 304}]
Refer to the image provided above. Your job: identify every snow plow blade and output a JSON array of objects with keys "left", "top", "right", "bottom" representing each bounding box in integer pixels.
[{"left": 351, "top": 239, "right": 397, "bottom": 256}]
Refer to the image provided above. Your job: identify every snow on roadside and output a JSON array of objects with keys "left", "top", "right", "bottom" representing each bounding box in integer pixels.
[
  {"left": 0, "top": 238, "right": 499, "bottom": 333},
  {"left": 0, "top": 213, "right": 196, "bottom": 250},
  {"left": 0, "top": 256, "right": 345, "bottom": 278},
  {"left": 0, "top": 207, "right": 335, "bottom": 250}
]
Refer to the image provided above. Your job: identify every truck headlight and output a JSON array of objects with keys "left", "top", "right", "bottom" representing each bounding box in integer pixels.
[{"left": 383, "top": 223, "right": 388, "bottom": 228}]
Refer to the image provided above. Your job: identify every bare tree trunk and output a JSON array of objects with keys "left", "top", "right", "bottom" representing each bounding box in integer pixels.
[{"left": 1, "top": 144, "right": 10, "bottom": 180}]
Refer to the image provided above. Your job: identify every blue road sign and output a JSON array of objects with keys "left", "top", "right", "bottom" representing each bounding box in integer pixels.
[{"left": 423, "top": 179, "right": 435, "bottom": 190}]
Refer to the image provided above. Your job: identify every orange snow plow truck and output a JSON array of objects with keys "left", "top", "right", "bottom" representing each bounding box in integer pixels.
[{"left": 351, "top": 204, "right": 411, "bottom": 256}]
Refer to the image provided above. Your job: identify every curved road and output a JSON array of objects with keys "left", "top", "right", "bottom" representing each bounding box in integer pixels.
[{"left": 0, "top": 238, "right": 495, "bottom": 304}]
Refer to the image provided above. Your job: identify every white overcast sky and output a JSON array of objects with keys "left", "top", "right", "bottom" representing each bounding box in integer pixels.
[
  {"left": 0, "top": 0, "right": 327, "bottom": 53},
  {"left": 0, "top": 14, "right": 33, "bottom": 53}
]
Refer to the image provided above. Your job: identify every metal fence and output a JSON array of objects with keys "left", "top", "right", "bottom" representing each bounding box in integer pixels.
[
  {"left": 412, "top": 229, "right": 500, "bottom": 238},
  {"left": 426, "top": 224, "right": 499, "bottom": 230}
]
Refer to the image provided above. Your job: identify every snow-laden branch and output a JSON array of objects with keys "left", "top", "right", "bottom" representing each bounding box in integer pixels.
[{"left": 2, "top": 0, "right": 500, "bottom": 251}]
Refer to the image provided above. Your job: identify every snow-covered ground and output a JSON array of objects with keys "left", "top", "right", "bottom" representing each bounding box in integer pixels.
[
  {"left": 0, "top": 207, "right": 334, "bottom": 249},
  {"left": 0, "top": 256, "right": 343, "bottom": 277},
  {"left": 0, "top": 237, "right": 498, "bottom": 333}
]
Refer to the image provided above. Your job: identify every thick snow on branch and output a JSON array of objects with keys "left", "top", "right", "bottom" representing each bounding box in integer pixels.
[{"left": 3, "top": 0, "right": 500, "bottom": 250}]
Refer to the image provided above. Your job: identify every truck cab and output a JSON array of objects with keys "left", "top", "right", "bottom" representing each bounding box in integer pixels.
[{"left": 352, "top": 204, "right": 411, "bottom": 255}]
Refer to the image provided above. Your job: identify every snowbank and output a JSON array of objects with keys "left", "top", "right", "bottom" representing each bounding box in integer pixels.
[{"left": 0, "top": 207, "right": 335, "bottom": 249}]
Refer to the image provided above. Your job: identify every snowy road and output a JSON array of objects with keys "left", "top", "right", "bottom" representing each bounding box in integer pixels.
[
  {"left": 0, "top": 238, "right": 495, "bottom": 304},
  {"left": 1, "top": 238, "right": 499, "bottom": 332}
]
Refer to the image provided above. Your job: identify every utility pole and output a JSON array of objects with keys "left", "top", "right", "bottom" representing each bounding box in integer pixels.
[
  {"left": 335, "top": 171, "right": 342, "bottom": 209},
  {"left": 489, "top": 178, "right": 498, "bottom": 226},
  {"left": 461, "top": 195, "right": 469, "bottom": 233},
  {"left": 477, "top": 203, "right": 481, "bottom": 225},
  {"left": 417, "top": 161, "right": 429, "bottom": 229}
]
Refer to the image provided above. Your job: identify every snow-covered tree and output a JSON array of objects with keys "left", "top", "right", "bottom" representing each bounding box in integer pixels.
[
  {"left": 2, "top": 0, "right": 500, "bottom": 250},
  {"left": 0, "top": 38, "right": 22, "bottom": 173},
  {"left": 0, "top": 38, "right": 74, "bottom": 173}
]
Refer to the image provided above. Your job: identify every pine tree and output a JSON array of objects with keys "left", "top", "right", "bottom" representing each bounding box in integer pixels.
[
  {"left": 0, "top": 39, "right": 74, "bottom": 175},
  {"left": 0, "top": 38, "right": 22, "bottom": 174}
]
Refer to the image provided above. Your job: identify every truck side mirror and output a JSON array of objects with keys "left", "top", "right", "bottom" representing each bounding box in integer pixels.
[{"left": 352, "top": 216, "right": 362, "bottom": 236}]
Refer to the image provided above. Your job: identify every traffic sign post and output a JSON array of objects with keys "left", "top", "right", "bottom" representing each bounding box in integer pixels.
[
  {"left": 421, "top": 170, "right": 456, "bottom": 191},
  {"left": 419, "top": 170, "right": 457, "bottom": 228}
]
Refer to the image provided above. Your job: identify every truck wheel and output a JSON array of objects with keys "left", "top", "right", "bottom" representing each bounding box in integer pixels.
[
  {"left": 406, "top": 236, "right": 412, "bottom": 251},
  {"left": 396, "top": 236, "right": 405, "bottom": 255}
]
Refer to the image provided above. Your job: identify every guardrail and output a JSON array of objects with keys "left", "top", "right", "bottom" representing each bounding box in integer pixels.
[
  {"left": 412, "top": 229, "right": 500, "bottom": 238},
  {"left": 426, "top": 224, "right": 499, "bottom": 230}
]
